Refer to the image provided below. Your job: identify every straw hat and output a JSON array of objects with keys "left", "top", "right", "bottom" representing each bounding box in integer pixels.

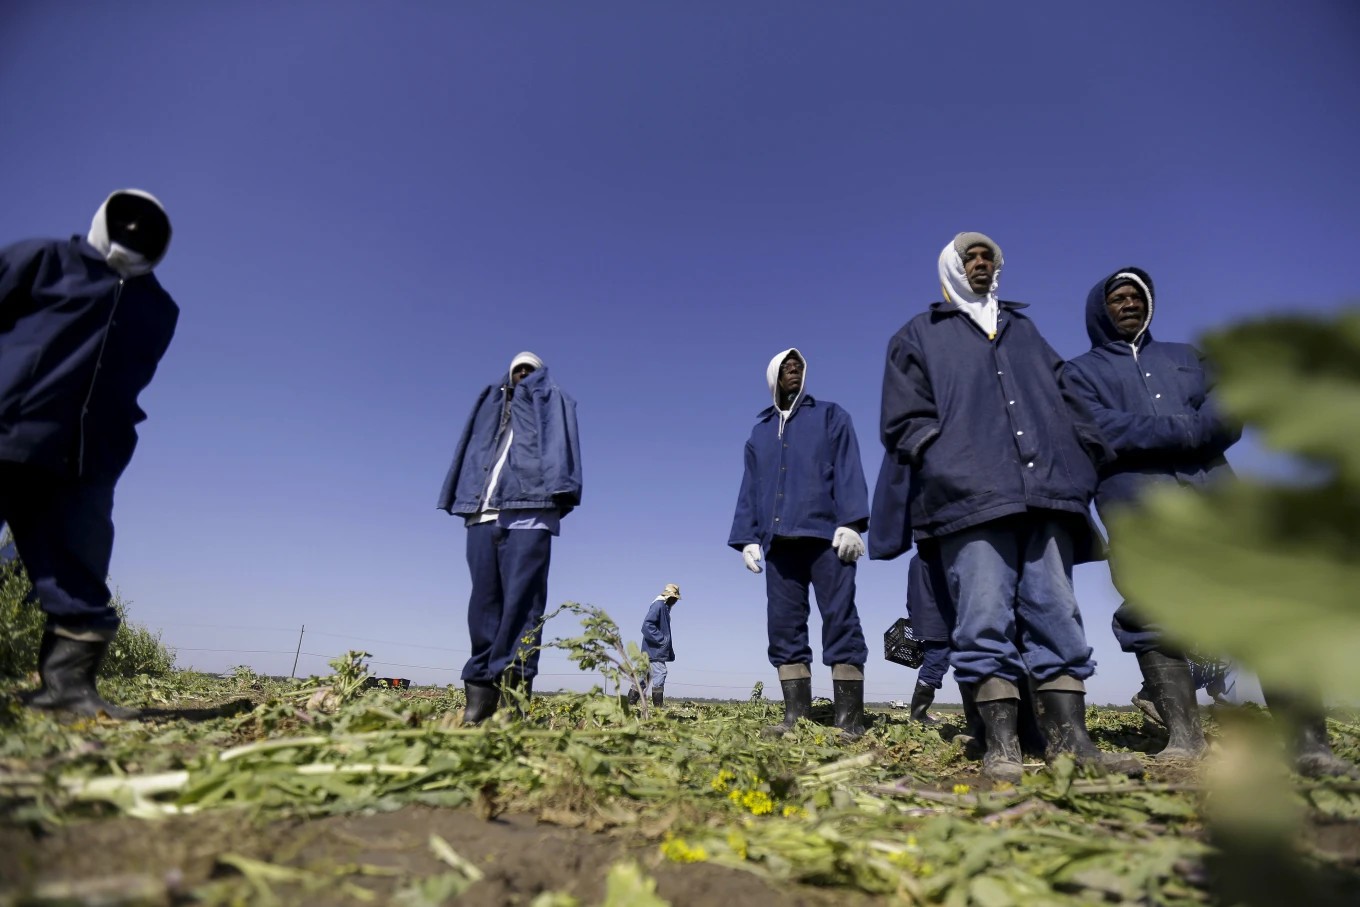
[{"left": 660, "top": 583, "right": 681, "bottom": 601}]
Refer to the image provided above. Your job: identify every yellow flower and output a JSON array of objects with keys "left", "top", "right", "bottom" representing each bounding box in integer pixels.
[
  {"left": 725, "top": 829, "right": 748, "bottom": 860},
  {"left": 660, "top": 835, "right": 708, "bottom": 863},
  {"left": 710, "top": 770, "right": 735, "bottom": 793},
  {"left": 728, "top": 789, "right": 742, "bottom": 803},
  {"left": 781, "top": 804, "right": 807, "bottom": 819},
  {"left": 952, "top": 783, "right": 971, "bottom": 796},
  {"left": 740, "top": 790, "right": 774, "bottom": 816}
]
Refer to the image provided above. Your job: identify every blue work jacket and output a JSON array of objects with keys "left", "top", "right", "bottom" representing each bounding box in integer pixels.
[
  {"left": 728, "top": 395, "right": 870, "bottom": 551},
  {"left": 436, "top": 367, "right": 582, "bottom": 517},
  {"left": 880, "top": 301, "right": 1110, "bottom": 543},
  {"left": 640, "top": 597, "right": 675, "bottom": 662},
  {"left": 1063, "top": 267, "right": 1239, "bottom": 515},
  {"left": 0, "top": 237, "right": 178, "bottom": 484}
]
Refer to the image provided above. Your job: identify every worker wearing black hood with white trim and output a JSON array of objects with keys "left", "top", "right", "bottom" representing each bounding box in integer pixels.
[
  {"left": 1066, "top": 267, "right": 1352, "bottom": 777},
  {"left": 0, "top": 190, "right": 179, "bottom": 720},
  {"left": 729, "top": 348, "right": 872, "bottom": 740}
]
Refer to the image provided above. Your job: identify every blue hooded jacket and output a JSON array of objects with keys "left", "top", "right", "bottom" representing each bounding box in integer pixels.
[
  {"left": 880, "top": 301, "right": 1111, "bottom": 544},
  {"left": 728, "top": 350, "right": 870, "bottom": 551},
  {"left": 0, "top": 234, "right": 178, "bottom": 485},
  {"left": 436, "top": 366, "right": 583, "bottom": 518},
  {"left": 1063, "top": 267, "right": 1239, "bottom": 515},
  {"left": 640, "top": 596, "right": 675, "bottom": 662}
]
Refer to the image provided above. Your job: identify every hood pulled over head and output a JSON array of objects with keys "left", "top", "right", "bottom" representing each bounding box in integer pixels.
[
  {"left": 939, "top": 232, "right": 1002, "bottom": 338},
  {"left": 766, "top": 347, "right": 806, "bottom": 438},
  {"left": 1084, "top": 267, "right": 1154, "bottom": 349},
  {"left": 87, "top": 189, "right": 172, "bottom": 278}
]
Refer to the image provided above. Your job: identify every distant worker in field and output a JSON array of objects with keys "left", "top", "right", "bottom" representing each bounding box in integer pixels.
[
  {"left": 0, "top": 190, "right": 178, "bottom": 720},
  {"left": 729, "top": 348, "right": 872, "bottom": 740},
  {"left": 437, "top": 351, "right": 582, "bottom": 725},
  {"left": 634, "top": 582, "right": 681, "bottom": 708},
  {"left": 880, "top": 232, "right": 1141, "bottom": 783},
  {"left": 1065, "top": 267, "right": 1352, "bottom": 776}
]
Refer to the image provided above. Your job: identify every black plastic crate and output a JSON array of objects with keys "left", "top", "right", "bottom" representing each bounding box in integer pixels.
[{"left": 883, "top": 618, "right": 925, "bottom": 669}]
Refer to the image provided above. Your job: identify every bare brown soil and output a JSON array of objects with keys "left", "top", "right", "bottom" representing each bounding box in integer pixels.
[{"left": 0, "top": 805, "right": 884, "bottom": 906}]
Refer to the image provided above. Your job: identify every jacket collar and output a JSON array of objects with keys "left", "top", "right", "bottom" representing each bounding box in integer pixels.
[
  {"left": 929, "top": 299, "right": 1027, "bottom": 339},
  {"left": 757, "top": 393, "right": 817, "bottom": 422},
  {"left": 929, "top": 298, "right": 1029, "bottom": 315}
]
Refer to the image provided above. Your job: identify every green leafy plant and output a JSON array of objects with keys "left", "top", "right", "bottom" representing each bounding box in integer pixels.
[{"left": 544, "top": 602, "right": 652, "bottom": 718}]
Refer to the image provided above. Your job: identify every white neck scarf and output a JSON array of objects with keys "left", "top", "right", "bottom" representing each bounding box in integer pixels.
[{"left": 938, "top": 242, "right": 1000, "bottom": 339}]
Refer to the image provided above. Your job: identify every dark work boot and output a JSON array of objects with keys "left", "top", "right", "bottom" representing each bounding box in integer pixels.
[
  {"left": 956, "top": 681, "right": 985, "bottom": 760},
  {"left": 1017, "top": 686, "right": 1049, "bottom": 759},
  {"left": 909, "top": 683, "right": 937, "bottom": 725},
  {"left": 1033, "top": 688, "right": 1143, "bottom": 776},
  {"left": 462, "top": 680, "right": 498, "bottom": 725},
  {"left": 832, "top": 678, "right": 866, "bottom": 740},
  {"left": 763, "top": 676, "right": 812, "bottom": 738},
  {"left": 1137, "top": 652, "right": 1206, "bottom": 760},
  {"left": 651, "top": 688, "right": 664, "bottom": 708},
  {"left": 21, "top": 631, "right": 141, "bottom": 721},
  {"left": 627, "top": 687, "right": 641, "bottom": 708},
  {"left": 500, "top": 672, "right": 533, "bottom": 718},
  {"left": 1265, "top": 690, "right": 1356, "bottom": 778},
  {"left": 1132, "top": 683, "right": 1164, "bottom": 727},
  {"left": 976, "top": 698, "right": 1023, "bottom": 784}
]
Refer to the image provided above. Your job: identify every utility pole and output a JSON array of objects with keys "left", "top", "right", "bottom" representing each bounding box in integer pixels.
[{"left": 291, "top": 624, "right": 305, "bottom": 678}]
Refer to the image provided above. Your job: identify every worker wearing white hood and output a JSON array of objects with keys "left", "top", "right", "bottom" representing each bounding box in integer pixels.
[
  {"left": 1, "top": 189, "right": 180, "bottom": 721},
  {"left": 728, "top": 348, "right": 872, "bottom": 740}
]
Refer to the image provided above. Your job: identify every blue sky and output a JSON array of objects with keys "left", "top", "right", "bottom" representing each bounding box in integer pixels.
[{"left": 2, "top": 1, "right": 1357, "bottom": 704}]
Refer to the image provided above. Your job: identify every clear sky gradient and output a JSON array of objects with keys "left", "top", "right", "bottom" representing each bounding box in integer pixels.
[{"left": 3, "top": 1, "right": 1357, "bottom": 704}]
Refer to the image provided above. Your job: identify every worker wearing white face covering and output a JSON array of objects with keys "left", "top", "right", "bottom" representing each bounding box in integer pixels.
[
  {"left": 939, "top": 231, "right": 1002, "bottom": 339},
  {"left": 0, "top": 189, "right": 180, "bottom": 721},
  {"left": 729, "top": 348, "right": 872, "bottom": 741}
]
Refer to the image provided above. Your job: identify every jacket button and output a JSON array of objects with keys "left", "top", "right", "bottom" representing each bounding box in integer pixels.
[
  {"left": 1155, "top": 393, "right": 1162, "bottom": 399},
  {"left": 1008, "top": 400, "right": 1015, "bottom": 405},
  {"left": 1016, "top": 431, "right": 1024, "bottom": 436},
  {"left": 1145, "top": 372, "right": 1151, "bottom": 377},
  {"left": 1026, "top": 462, "right": 1035, "bottom": 468},
  {"left": 996, "top": 370, "right": 1004, "bottom": 376}
]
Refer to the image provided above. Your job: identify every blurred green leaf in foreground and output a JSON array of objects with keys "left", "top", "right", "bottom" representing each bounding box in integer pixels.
[{"left": 1111, "top": 309, "right": 1360, "bottom": 701}]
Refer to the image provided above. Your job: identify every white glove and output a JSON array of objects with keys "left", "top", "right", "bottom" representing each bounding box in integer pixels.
[
  {"left": 742, "top": 543, "right": 764, "bottom": 574},
  {"left": 832, "top": 527, "right": 865, "bottom": 564}
]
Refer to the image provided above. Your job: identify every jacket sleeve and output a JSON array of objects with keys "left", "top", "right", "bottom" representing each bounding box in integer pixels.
[
  {"left": 0, "top": 241, "right": 45, "bottom": 330},
  {"left": 868, "top": 449, "right": 913, "bottom": 561},
  {"left": 830, "top": 406, "right": 870, "bottom": 531},
  {"left": 640, "top": 602, "right": 663, "bottom": 648},
  {"left": 541, "top": 387, "right": 583, "bottom": 515},
  {"left": 436, "top": 386, "right": 491, "bottom": 513},
  {"left": 880, "top": 327, "right": 941, "bottom": 467},
  {"left": 727, "top": 439, "right": 761, "bottom": 550},
  {"left": 1061, "top": 360, "right": 1198, "bottom": 460},
  {"left": 1191, "top": 349, "right": 1243, "bottom": 457},
  {"left": 1049, "top": 348, "right": 1115, "bottom": 469}
]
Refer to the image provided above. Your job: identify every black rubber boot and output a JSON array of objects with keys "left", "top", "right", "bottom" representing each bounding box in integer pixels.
[
  {"left": 976, "top": 699, "right": 1023, "bottom": 784},
  {"left": 500, "top": 672, "right": 533, "bottom": 718},
  {"left": 909, "top": 683, "right": 937, "bottom": 725},
  {"left": 20, "top": 631, "right": 140, "bottom": 720},
  {"left": 627, "top": 687, "right": 641, "bottom": 707},
  {"left": 462, "top": 680, "right": 498, "bottom": 725},
  {"left": 833, "top": 679, "right": 866, "bottom": 740},
  {"left": 1132, "top": 683, "right": 1164, "bottom": 727},
  {"left": 763, "top": 677, "right": 813, "bottom": 737},
  {"left": 651, "top": 688, "right": 664, "bottom": 708},
  {"left": 1033, "top": 689, "right": 1143, "bottom": 776},
  {"left": 1137, "top": 652, "right": 1206, "bottom": 760},
  {"left": 1017, "top": 686, "right": 1049, "bottom": 759},
  {"left": 955, "top": 682, "right": 985, "bottom": 759},
  {"left": 1265, "top": 689, "right": 1356, "bottom": 778}
]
